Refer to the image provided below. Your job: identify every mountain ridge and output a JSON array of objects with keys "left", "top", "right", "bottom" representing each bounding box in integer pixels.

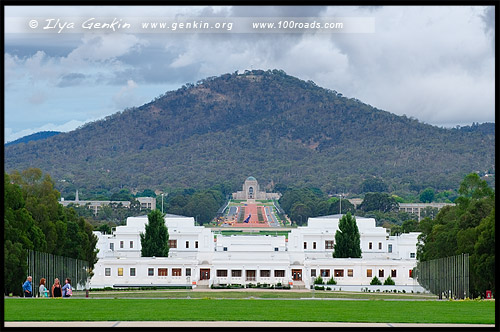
[{"left": 4, "top": 69, "right": 495, "bottom": 196}]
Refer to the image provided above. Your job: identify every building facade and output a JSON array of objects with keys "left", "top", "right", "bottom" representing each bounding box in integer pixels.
[
  {"left": 60, "top": 191, "right": 156, "bottom": 215},
  {"left": 232, "top": 176, "right": 281, "bottom": 200},
  {"left": 90, "top": 214, "right": 425, "bottom": 292},
  {"left": 398, "top": 202, "right": 455, "bottom": 221}
]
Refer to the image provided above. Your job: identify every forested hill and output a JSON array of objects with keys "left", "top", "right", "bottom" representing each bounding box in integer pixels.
[
  {"left": 5, "top": 131, "right": 61, "bottom": 147},
  {"left": 4, "top": 69, "right": 495, "bottom": 197}
]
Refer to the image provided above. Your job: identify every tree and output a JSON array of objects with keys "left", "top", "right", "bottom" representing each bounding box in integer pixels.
[
  {"left": 333, "top": 213, "right": 362, "bottom": 258},
  {"left": 401, "top": 219, "right": 419, "bottom": 233},
  {"left": 360, "top": 177, "right": 388, "bottom": 193},
  {"left": 140, "top": 209, "right": 169, "bottom": 257},
  {"left": 419, "top": 188, "right": 435, "bottom": 203},
  {"left": 370, "top": 276, "right": 382, "bottom": 285},
  {"left": 359, "top": 193, "right": 398, "bottom": 213},
  {"left": 417, "top": 172, "right": 495, "bottom": 297},
  {"left": 383, "top": 276, "right": 395, "bottom": 285}
]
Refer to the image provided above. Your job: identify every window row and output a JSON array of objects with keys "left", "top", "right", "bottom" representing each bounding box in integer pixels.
[
  {"left": 368, "top": 242, "right": 384, "bottom": 250},
  {"left": 110, "top": 241, "right": 135, "bottom": 250},
  {"left": 365, "top": 269, "right": 413, "bottom": 278},
  {"left": 105, "top": 267, "right": 192, "bottom": 277},
  {"left": 310, "top": 269, "right": 354, "bottom": 278},
  {"left": 304, "top": 240, "right": 335, "bottom": 250},
  {"left": 169, "top": 240, "right": 199, "bottom": 249},
  {"left": 215, "top": 269, "right": 286, "bottom": 278},
  {"left": 109, "top": 239, "right": 200, "bottom": 250}
]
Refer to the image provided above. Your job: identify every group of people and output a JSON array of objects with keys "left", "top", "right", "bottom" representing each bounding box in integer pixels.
[{"left": 22, "top": 276, "right": 73, "bottom": 298}]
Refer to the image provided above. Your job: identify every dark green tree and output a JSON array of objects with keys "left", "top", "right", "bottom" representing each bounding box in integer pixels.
[
  {"left": 333, "top": 213, "right": 362, "bottom": 258},
  {"left": 401, "top": 219, "right": 419, "bottom": 233},
  {"left": 359, "top": 192, "right": 399, "bottom": 213},
  {"left": 140, "top": 209, "right": 169, "bottom": 257},
  {"left": 360, "top": 177, "right": 388, "bottom": 193},
  {"left": 370, "top": 276, "right": 382, "bottom": 285},
  {"left": 417, "top": 172, "right": 495, "bottom": 297},
  {"left": 419, "top": 188, "right": 435, "bottom": 203},
  {"left": 383, "top": 276, "right": 395, "bottom": 285}
]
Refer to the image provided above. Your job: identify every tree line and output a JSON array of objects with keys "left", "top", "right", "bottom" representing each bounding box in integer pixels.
[
  {"left": 417, "top": 173, "right": 495, "bottom": 298},
  {"left": 4, "top": 168, "right": 98, "bottom": 296}
]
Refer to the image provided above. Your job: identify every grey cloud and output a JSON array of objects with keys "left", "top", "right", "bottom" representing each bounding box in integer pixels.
[
  {"left": 481, "top": 6, "right": 495, "bottom": 34},
  {"left": 57, "top": 73, "right": 86, "bottom": 87},
  {"left": 230, "top": 6, "right": 327, "bottom": 17}
]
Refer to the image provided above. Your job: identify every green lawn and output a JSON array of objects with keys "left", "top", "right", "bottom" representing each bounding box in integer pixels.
[{"left": 4, "top": 298, "right": 495, "bottom": 324}]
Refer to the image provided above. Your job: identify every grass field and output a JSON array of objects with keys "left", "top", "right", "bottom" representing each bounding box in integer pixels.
[
  {"left": 4, "top": 297, "right": 495, "bottom": 324},
  {"left": 69, "top": 289, "right": 438, "bottom": 300}
]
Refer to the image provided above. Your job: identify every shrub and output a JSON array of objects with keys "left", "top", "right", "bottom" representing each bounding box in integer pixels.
[
  {"left": 370, "top": 276, "right": 382, "bottom": 285},
  {"left": 314, "top": 286, "right": 325, "bottom": 290},
  {"left": 383, "top": 276, "right": 395, "bottom": 285},
  {"left": 313, "top": 276, "right": 324, "bottom": 285},
  {"left": 326, "top": 277, "right": 337, "bottom": 285}
]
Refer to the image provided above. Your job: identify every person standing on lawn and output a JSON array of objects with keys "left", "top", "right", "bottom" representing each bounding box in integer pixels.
[
  {"left": 22, "top": 276, "right": 33, "bottom": 298},
  {"left": 51, "top": 278, "right": 62, "bottom": 298},
  {"left": 62, "top": 278, "right": 72, "bottom": 297}
]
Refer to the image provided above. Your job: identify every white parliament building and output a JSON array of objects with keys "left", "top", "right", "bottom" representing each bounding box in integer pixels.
[{"left": 90, "top": 214, "right": 426, "bottom": 292}]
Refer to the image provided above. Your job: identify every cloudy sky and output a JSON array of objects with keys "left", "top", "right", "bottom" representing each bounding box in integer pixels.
[{"left": 4, "top": 5, "right": 495, "bottom": 143}]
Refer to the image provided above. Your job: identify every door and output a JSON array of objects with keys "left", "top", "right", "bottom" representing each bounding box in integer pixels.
[
  {"left": 292, "top": 269, "right": 302, "bottom": 281},
  {"left": 200, "top": 269, "right": 210, "bottom": 280}
]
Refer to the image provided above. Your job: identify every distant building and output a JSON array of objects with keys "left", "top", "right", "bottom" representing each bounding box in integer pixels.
[
  {"left": 232, "top": 176, "right": 281, "bottom": 200},
  {"left": 398, "top": 202, "right": 455, "bottom": 221},
  {"left": 90, "top": 213, "right": 425, "bottom": 292},
  {"left": 60, "top": 190, "right": 156, "bottom": 215}
]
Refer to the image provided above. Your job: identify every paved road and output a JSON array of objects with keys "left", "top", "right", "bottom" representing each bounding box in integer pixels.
[
  {"left": 265, "top": 206, "right": 279, "bottom": 227},
  {"left": 5, "top": 321, "right": 495, "bottom": 328}
]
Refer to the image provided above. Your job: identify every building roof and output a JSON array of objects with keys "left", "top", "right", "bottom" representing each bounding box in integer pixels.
[{"left": 246, "top": 176, "right": 257, "bottom": 181}]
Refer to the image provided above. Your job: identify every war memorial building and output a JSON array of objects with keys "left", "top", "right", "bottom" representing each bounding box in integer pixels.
[
  {"left": 90, "top": 213, "right": 425, "bottom": 292},
  {"left": 232, "top": 176, "right": 281, "bottom": 200}
]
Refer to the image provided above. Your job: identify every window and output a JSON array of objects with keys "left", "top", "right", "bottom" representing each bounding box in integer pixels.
[
  {"left": 367, "top": 269, "right": 372, "bottom": 277},
  {"left": 186, "top": 268, "right": 191, "bottom": 276},
  {"left": 195, "top": 241, "right": 199, "bottom": 248},
  {"left": 304, "top": 242, "right": 307, "bottom": 249},
  {"left": 260, "top": 270, "right": 271, "bottom": 278},
  {"left": 320, "top": 269, "right": 330, "bottom": 278},
  {"left": 172, "top": 268, "right": 182, "bottom": 276},
  {"left": 325, "top": 240, "right": 334, "bottom": 249},
  {"left": 246, "top": 270, "right": 256, "bottom": 281},
  {"left": 118, "top": 268, "right": 123, "bottom": 276},
  {"left": 311, "top": 269, "right": 317, "bottom": 277},
  {"left": 217, "top": 270, "right": 228, "bottom": 277},
  {"left": 148, "top": 268, "right": 154, "bottom": 276},
  {"left": 158, "top": 268, "right": 168, "bottom": 276},
  {"left": 334, "top": 269, "right": 344, "bottom": 277},
  {"left": 378, "top": 242, "right": 382, "bottom": 250},
  {"left": 186, "top": 241, "right": 189, "bottom": 249},
  {"left": 391, "top": 269, "right": 397, "bottom": 278},
  {"left": 313, "top": 242, "right": 317, "bottom": 249},
  {"left": 274, "top": 247, "right": 279, "bottom": 251},
  {"left": 231, "top": 270, "right": 242, "bottom": 277},
  {"left": 105, "top": 268, "right": 111, "bottom": 276},
  {"left": 369, "top": 242, "right": 373, "bottom": 250},
  {"left": 110, "top": 243, "right": 114, "bottom": 251},
  {"left": 347, "top": 269, "right": 353, "bottom": 277},
  {"left": 274, "top": 270, "right": 285, "bottom": 278},
  {"left": 168, "top": 240, "right": 177, "bottom": 248},
  {"left": 388, "top": 244, "right": 392, "bottom": 253},
  {"left": 120, "top": 241, "right": 124, "bottom": 249},
  {"left": 410, "top": 252, "right": 416, "bottom": 259},
  {"left": 130, "top": 241, "right": 133, "bottom": 248},
  {"left": 379, "top": 269, "right": 384, "bottom": 278},
  {"left": 223, "top": 247, "right": 228, "bottom": 251},
  {"left": 130, "top": 268, "right": 136, "bottom": 276}
]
